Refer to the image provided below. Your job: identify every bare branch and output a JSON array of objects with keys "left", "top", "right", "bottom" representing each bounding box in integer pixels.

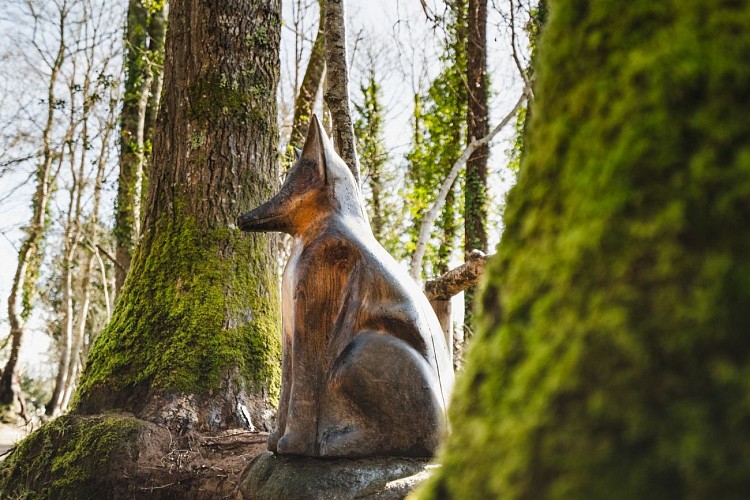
[
  {"left": 508, "top": 0, "right": 533, "bottom": 97},
  {"left": 425, "top": 250, "right": 489, "bottom": 300},
  {"left": 409, "top": 87, "right": 529, "bottom": 280},
  {"left": 96, "top": 244, "right": 124, "bottom": 271}
]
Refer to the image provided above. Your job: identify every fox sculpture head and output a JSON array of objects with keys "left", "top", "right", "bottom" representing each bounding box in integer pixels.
[{"left": 237, "top": 116, "right": 368, "bottom": 236}]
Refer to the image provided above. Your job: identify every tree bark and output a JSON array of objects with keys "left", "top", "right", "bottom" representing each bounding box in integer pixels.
[
  {"left": 115, "top": 0, "right": 168, "bottom": 295},
  {"left": 420, "top": 0, "right": 750, "bottom": 496},
  {"left": 463, "top": 0, "right": 489, "bottom": 335},
  {"left": 425, "top": 251, "right": 488, "bottom": 301},
  {"left": 323, "top": 0, "right": 360, "bottom": 184},
  {"left": 289, "top": 0, "right": 326, "bottom": 150},
  {"left": 75, "top": 0, "right": 283, "bottom": 433}
]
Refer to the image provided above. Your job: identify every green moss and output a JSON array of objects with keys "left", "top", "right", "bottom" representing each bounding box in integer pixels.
[
  {"left": 419, "top": 0, "right": 750, "bottom": 498},
  {"left": 75, "top": 216, "right": 281, "bottom": 408},
  {"left": 246, "top": 26, "right": 273, "bottom": 50},
  {"left": 141, "top": 0, "right": 166, "bottom": 14},
  {"left": 189, "top": 130, "right": 206, "bottom": 150},
  {"left": 188, "top": 71, "right": 272, "bottom": 127},
  {"left": 0, "top": 415, "right": 142, "bottom": 498}
]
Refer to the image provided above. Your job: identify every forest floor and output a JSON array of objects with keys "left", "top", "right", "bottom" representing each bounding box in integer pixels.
[{"left": 132, "top": 429, "right": 269, "bottom": 497}]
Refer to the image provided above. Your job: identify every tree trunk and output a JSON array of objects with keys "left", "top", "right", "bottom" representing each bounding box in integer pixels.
[
  {"left": 323, "top": 0, "right": 360, "bottom": 183},
  {"left": 115, "top": 0, "right": 167, "bottom": 294},
  {"left": 75, "top": 0, "right": 283, "bottom": 433},
  {"left": 419, "top": 1, "right": 750, "bottom": 497},
  {"left": 46, "top": 223, "right": 75, "bottom": 416},
  {"left": 290, "top": 0, "right": 326, "bottom": 150},
  {"left": 140, "top": 3, "right": 168, "bottom": 216},
  {"left": 463, "top": 0, "right": 488, "bottom": 337},
  {"left": 47, "top": 117, "right": 82, "bottom": 417}
]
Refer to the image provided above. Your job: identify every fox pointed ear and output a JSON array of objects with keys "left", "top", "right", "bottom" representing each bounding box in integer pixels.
[
  {"left": 301, "top": 115, "right": 328, "bottom": 184},
  {"left": 293, "top": 147, "right": 302, "bottom": 160}
]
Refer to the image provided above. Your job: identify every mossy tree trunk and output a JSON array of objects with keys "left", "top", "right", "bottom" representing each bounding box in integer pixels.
[
  {"left": 421, "top": 0, "right": 750, "bottom": 498},
  {"left": 463, "top": 0, "right": 488, "bottom": 337},
  {"left": 75, "top": 0, "right": 283, "bottom": 432},
  {"left": 115, "top": 0, "right": 168, "bottom": 294}
]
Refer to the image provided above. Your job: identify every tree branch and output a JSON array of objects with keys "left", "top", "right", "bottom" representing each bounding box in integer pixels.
[
  {"left": 290, "top": 0, "right": 326, "bottom": 149},
  {"left": 96, "top": 244, "right": 125, "bottom": 271},
  {"left": 409, "top": 87, "right": 529, "bottom": 280},
  {"left": 425, "top": 250, "right": 490, "bottom": 300},
  {"left": 508, "top": 0, "right": 533, "bottom": 95}
]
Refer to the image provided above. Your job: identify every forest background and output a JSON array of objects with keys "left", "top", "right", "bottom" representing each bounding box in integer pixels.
[{"left": 0, "top": 0, "right": 530, "bottom": 422}]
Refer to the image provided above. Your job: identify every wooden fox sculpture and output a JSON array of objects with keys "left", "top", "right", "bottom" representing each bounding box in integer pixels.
[{"left": 237, "top": 116, "right": 454, "bottom": 457}]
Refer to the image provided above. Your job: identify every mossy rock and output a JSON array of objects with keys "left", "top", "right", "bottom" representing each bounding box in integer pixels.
[{"left": 0, "top": 413, "right": 169, "bottom": 499}]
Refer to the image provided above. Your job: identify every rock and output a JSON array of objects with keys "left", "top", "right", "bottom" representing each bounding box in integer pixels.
[{"left": 238, "top": 451, "right": 438, "bottom": 499}]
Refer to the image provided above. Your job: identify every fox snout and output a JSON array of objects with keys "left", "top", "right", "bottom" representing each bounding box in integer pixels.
[
  {"left": 237, "top": 201, "right": 283, "bottom": 233},
  {"left": 236, "top": 211, "right": 255, "bottom": 231}
]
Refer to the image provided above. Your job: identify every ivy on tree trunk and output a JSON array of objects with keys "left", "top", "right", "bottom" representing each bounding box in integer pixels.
[
  {"left": 463, "top": 0, "right": 488, "bottom": 336},
  {"left": 114, "top": 0, "right": 168, "bottom": 294}
]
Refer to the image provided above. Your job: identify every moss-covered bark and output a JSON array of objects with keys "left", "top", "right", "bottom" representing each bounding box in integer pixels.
[
  {"left": 419, "top": 0, "right": 750, "bottom": 498},
  {"left": 0, "top": 1, "right": 281, "bottom": 496},
  {"left": 115, "top": 0, "right": 167, "bottom": 293},
  {"left": 0, "top": 415, "right": 150, "bottom": 498},
  {"left": 75, "top": 0, "right": 283, "bottom": 430},
  {"left": 463, "top": 0, "right": 488, "bottom": 336}
]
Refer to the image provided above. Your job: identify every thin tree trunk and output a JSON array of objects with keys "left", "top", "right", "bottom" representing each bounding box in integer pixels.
[
  {"left": 61, "top": 68, "right": 114, "bottom": 411},
  {"left": 46, "top": 207, "right": 76, "bottom": 415},
  {"left": 290, "top": 0, "right": 326, "bottom": 149},
  {"left": 115, "top": 0, "right": 166, "bottom": 294},
  {"left": 463, "top": 0, "right": 489, "bottom": 335},
  {"left": 323, "top": 0, "right": 359, "bottom": 183},
  {"left": 47, "top": 108, "right": 81, "bottom": 416},
  {"left": 140, "top": 3, "right": 168, "bottom": 216},
  {"left": 47, "top": 34, "right": 106, "bottom": 413},
  {"left": 0, "top": 8, "right": 67, "bottom": 408},
  {"left": 82, "top": 84, "right": 117, "bottom": 362}
]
